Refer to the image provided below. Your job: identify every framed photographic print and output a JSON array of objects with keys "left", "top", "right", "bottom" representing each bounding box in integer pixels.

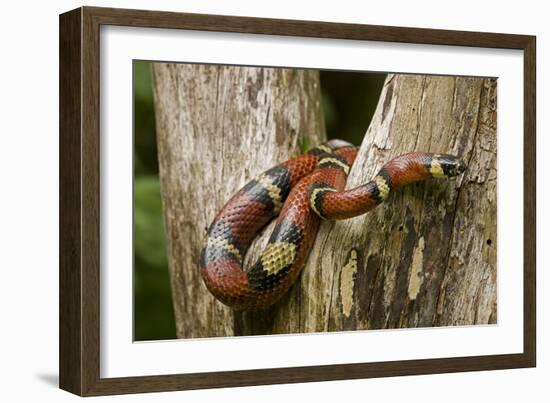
[{"left": 59, "top": 6, "right": 536, "bottom": 396}]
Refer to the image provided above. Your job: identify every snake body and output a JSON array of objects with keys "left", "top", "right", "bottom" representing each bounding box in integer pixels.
[{"left": 200, "top": 139, "right": 466, "bottom": 310}]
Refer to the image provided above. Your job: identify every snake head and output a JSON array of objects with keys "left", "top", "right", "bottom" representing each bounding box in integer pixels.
[
  {"left": 455, "top": 159, "right": 468, "bottom": 175},
  {"left": 437, "top": 154, "right": 467, "bottom": 177}
]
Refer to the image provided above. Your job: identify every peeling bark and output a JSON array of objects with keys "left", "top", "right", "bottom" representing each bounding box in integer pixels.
[{"left": 153, "top": 68, "right": 497, "bottom": 339}]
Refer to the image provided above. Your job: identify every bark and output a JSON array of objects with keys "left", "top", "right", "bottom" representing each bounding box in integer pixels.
[
  {"left": 153, "top": 67, "right": 497, "bottom": 338},
  {"left": 152, "top": 64, "right": 325, "bottom": 338},
  {"left": 307, "top": 74, "right": 497, "bottom": 332}
]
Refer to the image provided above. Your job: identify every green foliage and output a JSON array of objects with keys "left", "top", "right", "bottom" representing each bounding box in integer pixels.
[
  {"left": 300, "top": 137, "right": 310, "bottom": 153},
  {"left": 134, "top": 177, "right": 168, "bottom": 270},
  {"left": 134, "top": 62, "right": 159, "bottom": 176},
  {"left": 133, "top": 175, "right": 176, "bottom": 341},
  {"left": 133, "top": 62, "right": 176, "bottom": 341}
]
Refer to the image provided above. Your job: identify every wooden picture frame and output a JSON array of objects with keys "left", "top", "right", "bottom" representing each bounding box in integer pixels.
[{"left": 59, "top": 6, "right": 536, "bottom": 396}]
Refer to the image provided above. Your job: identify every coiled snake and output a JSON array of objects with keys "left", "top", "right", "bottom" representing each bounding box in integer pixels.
[{"left": 200, "top": 139, "right": 466, "bottom": 310}]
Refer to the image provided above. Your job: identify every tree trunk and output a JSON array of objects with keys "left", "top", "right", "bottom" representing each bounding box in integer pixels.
[
  {"left": 304, "top": 74, "right": 497, "bottom": 333},
  {"left": 152, "top": 64, "right": 325, "bottom": 338},
  {"left": 236, "top": 74, "right": 497, "bottom": 335},
  {"left": 153, "top": 67, "right": 497, "bottom": 338}
]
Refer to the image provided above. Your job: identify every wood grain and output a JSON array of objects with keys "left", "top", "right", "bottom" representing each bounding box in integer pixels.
[{"left": 59, "top": 7, "right": 82, "bottom": 395}]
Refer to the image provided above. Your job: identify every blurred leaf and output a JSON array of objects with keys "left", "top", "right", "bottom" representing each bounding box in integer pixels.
[
  {"left": 300, "top": 137, "right": 310, "bottom": 153},
  {"left": 134, "top": 176, "right": 167, "bottom": 269},
  {"left": 134, "top": 61, "right": 154, "bottom": 101},
  {"left": 134, "top": 61, "right": 159, "bottom": 176},
  {"left": 133, "top": 175, "right": 176, "bottom": 341}
]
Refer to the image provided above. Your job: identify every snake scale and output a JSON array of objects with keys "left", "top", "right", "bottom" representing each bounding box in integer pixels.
[{"left": 200, "top": 139, "right": 466, "bottom": 310}]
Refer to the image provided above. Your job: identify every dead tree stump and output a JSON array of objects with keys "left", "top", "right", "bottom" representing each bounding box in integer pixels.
[{"left": 153, "top": 67, "right": 497, "bottom": 338}]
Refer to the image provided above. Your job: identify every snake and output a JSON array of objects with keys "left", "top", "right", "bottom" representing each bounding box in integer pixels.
[{"left": 200, "top": 139, "right": 467, "bottom": 311}]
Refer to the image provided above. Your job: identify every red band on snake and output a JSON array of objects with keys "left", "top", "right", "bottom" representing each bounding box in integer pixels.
[{"left": 200, "top": 139, "right": 466, "bottom": 310}]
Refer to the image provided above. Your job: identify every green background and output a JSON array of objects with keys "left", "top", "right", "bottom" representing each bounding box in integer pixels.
[{"left": 133, "top": 62, "right": 386, "bottom": 341}]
